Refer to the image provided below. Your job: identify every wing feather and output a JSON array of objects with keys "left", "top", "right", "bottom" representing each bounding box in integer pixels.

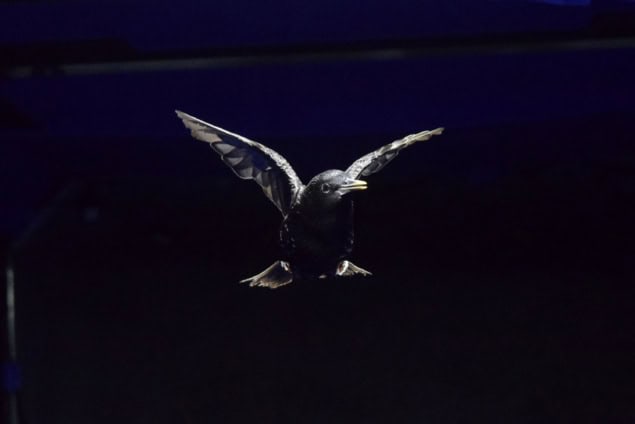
[
  {"left": 176, "top": 110, "right": 303, "bottom": 215},
  {"left": 345, "top": 128, "right": 444, "bottom": 179}
]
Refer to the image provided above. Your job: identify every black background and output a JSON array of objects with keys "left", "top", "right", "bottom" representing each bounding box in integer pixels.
[{"left": 2, "top": 1, "right": 635, "bottom": 423}]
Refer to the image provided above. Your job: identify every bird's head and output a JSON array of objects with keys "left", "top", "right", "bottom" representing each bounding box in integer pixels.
[{"left": 304, "top": 170, "right": 367, "bottom": 209}]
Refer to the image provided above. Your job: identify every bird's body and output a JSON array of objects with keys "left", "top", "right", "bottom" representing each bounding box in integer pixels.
[
  {"left": 176, "top": 110, "right": 443, "bottom": 288},
  {"left": 281, "top": 172, "right": 356, "bottom": 279}
]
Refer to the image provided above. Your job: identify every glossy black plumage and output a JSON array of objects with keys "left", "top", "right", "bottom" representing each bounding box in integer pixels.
[
  {"left": 280, "top": 170, "right": 357, "bottom": 280},
  {"left": 176, "top": 110, "right": 443, "bottom": 288}
]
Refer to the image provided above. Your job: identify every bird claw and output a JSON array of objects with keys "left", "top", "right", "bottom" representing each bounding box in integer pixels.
[
  {"left": 336, "top": 260, "right": 373, "bottom": 277},
  {"left": 240, "top": 261, "right": 293, "bottom": 289}
]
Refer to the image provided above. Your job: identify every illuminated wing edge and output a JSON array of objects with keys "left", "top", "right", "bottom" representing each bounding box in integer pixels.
[
  {"left": 175, "top": 110, "right": 304, "bottom": 214},
  {"left": 345, "top": 128, "right": 444, "bottom": 179}
]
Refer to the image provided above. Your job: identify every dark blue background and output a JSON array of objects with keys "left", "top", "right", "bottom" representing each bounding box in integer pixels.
[
  {"left": 2, "top": 1, "right": 635, "bottom": 423},
  {"left": 2, "top": 0, "right": 634, "bottom": 237}
]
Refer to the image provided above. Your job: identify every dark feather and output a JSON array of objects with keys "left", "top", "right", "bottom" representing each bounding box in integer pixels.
[
  {"left": 176, "top": 110, "right": 304, "bottom": 215},
  {"left": 345, "top": 127, "right": 444, "bottom": 179}
]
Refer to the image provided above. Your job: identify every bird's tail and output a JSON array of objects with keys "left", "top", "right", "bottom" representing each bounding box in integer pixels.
[{"left": 240, "top": 261, "right": 293, "bottom": 289}]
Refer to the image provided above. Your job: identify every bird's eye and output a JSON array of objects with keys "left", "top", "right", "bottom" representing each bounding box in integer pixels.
[{"left": 320, "top": 183, "right": 331, "bottom": 193}]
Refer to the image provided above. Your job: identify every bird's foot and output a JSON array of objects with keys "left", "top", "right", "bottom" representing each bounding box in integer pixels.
[
  {"left": 336, "top": 260, "right": 373, "bottom": 277},
  {"left": 240, "top": 261, "right": 293, "bottom": 289}
]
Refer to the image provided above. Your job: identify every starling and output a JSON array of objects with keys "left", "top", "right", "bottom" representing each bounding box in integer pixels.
[{"left": 176, "top": 110, "right": 443, "bottom": 288}]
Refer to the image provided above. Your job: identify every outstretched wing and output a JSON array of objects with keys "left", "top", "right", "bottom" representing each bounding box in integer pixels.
[
  {"left": 176, "top": 110, "right": 303, "bottom": 215},
  {"left": 345, "top": 128, "right": 444, "bottom": 179}
]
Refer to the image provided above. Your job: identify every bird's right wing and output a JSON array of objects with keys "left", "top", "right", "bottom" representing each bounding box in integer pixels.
[
  {"left": 176, "top": 111, "right": 303, "bottom": 216},
  {"left": 345, "top": 128, "right": 444, "bottom": 179}
]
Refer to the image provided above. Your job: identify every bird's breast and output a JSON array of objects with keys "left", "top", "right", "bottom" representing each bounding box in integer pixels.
[{"left": 280, "top": 200, "right": 354, "bottom": 268}]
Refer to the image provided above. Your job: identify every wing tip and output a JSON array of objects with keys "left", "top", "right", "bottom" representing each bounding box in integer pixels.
[
  {"left": 407, "top": 127, "right": 445, "bottom": 144},
  {"left": 175, "top": 109, "right": 189, "bottom": 120}
]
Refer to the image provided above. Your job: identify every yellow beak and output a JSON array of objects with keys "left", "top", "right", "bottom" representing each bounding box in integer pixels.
[{"left": 340, "top": 179, "right": 368, "bottom": 193}]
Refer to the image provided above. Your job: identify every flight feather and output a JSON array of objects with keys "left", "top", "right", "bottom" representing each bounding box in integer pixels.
[
  {"left": 175, "top": 110, "right": 303, "bottom": 215},
  {"left": 345, "top": 127, "right": 444, "bottom": 179}
]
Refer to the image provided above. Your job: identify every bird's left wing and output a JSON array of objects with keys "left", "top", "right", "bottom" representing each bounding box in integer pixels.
[
  {"left": 176, "top": 111, "right": 303, "bottom": 215},
  {"left": 345, "top": 128, "right": 444, "bottom": 179}
]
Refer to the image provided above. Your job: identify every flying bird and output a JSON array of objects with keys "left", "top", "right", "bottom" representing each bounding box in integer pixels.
[{"left": 176, "top": 110, "right": 443, "bottom": 288}]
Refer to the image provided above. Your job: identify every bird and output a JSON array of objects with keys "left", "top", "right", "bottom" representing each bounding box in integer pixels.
[{"left": 176, "top": 110, "right": 443, "bottom": 288}]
